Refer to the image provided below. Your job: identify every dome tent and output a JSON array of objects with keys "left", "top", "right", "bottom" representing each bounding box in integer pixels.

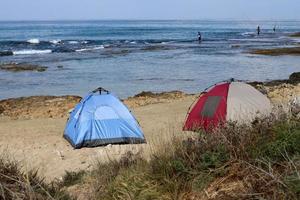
[
  {"left": 183, "top": 80, "right": 272, "bottom": 131},
  {"left": 64, "top": 87, "right": 145, "bottom": 149}
]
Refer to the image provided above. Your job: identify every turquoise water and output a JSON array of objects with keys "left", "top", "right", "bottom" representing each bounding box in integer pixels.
[{"left": 0, "top": 20, "right": 300, "bottom": 99}]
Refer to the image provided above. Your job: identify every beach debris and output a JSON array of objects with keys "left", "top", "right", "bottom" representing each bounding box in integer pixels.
[
  {"left": 57, "top": 150, "right": 65, "bottom": 160},
  {"left": 0, "top": 63, "right": 48, "bottom": 72}
]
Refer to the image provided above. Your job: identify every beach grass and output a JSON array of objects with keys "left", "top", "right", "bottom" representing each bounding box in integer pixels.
[
  {"left": 1, "top": 115, "right": 299, "bottom": 199},
  {"left": 0, "top": 155, "right": 72, "bottom": 200},
  {"left": 69, "top": 114, "right": 300, "bottom": 199}
]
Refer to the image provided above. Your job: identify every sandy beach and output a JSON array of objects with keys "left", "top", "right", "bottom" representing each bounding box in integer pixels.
[
  {"left": 0, "top": 75, "right": 299, "bottom": 182},
  {"left": 0, "top": 91, "right": 196, "bottom": 181}
]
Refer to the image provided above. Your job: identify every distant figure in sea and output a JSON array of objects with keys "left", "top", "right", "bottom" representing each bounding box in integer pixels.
[
  {"left": 273, "top": 25, "right": 276, "bottom": 32},
  {"left": 257, "top": 26, "right": 261, "bottom": 35},
  {"left": 198, "top": 32, "right": 202, "bottom": 43}
]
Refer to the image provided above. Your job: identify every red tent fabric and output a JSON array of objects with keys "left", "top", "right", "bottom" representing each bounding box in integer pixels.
[{"left": 183, "top": 83, "right": 229, "bottom": 131}]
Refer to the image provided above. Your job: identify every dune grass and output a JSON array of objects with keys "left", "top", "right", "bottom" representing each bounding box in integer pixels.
[
  {"left": 67, "top": 115, "right": 299, "bottom": 200},
  {"left": 0, "top": 156, "right": 72, "bottom": 200},
  {"left": 1, "top": 115, "right": 299, "bottom": 199}
]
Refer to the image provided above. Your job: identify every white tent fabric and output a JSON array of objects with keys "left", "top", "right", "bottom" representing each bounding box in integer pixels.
[{"left": 226, "top": 82, "right": 272, "bottom": 123}]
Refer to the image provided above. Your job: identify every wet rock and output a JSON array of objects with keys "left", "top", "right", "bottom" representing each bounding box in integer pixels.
[
  {"left": 0, "top": 63, "right": 48, "bottom": 72},
  {"left": 250, "top": 47, "right": 300, "bottom": 56},
  {"left": 290, "top": 32, "right": 300, "bottom": 37},
  {"left": 52, "top": 48, "right": 75, "bottom": 53},
  {"left": 289, "top": 72, "right": 300, "bottom": 84},
  {"left": 0, "top": 51, "right": 13, "bottom": 56},
  {"left": 249, "top": 72, "right": 300, "bottom": 87}
]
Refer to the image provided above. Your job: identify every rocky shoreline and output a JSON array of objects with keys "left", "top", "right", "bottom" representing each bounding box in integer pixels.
[
  {"left": 250, "top": 47, "right": 300, "bottom": 56},
  {"left": 289, "top": 32, "right": 300, "bottom": 37},
  {"left": 0, "top": 72, "right": 299, "bottom": 120},
  {"left": 0, "top": 63, "right": 48, "bottom": 72}
]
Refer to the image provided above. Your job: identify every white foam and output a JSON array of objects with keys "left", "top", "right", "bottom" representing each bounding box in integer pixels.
[
  {"left": 50, "top": 39, "right": 61, "bottom": 44},
  {"left": 13, "top": 49, "right": 52, "bottom": 55},
  {"left": 69, "top": 41, "right": 79, "bottom": 44},
  {"left": 241, "top": 32, "right": 255, "bottom": 36},
  {"left": 130, "top": 41, "right": 137, "bottom": 44},
  {"left": 27, "top": 38, "right": 40, "bottom": 44},
  {"left": 292, "top": 38, "right": 300, "bottom": 43},
  {"left": 75, "top": 45, "right": 104, "bottom": 52},
  {"left": 81, "top": 41, "right": 88, "bottom": 44}
]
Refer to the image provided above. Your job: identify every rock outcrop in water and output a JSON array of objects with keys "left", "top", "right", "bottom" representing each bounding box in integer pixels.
[
  {"left": 250, "top": 47, "right": 300, "bottom": 56},
  {"left": 0, "top": 63, "right": 48, "bottom": 72},
  {"left": 0, "top": 51, "right": 13, "bottom": 56},
  {"left": 289, "top": 32, "right": 300, "bottom": 37}
]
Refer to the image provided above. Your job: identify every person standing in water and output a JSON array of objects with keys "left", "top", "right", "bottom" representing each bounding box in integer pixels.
[
  {"left": 198, "top": 32, "right": 202, "bottom": 43},
  {"left": 273, "top": 25, "right": 276, "bottom": 32},
  {"left": 257, "top": 26, "right": 261, "bottom": 35}
]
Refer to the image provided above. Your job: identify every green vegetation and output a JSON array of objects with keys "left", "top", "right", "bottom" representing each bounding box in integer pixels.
[
  {"left": 75, "top": 116, "right": 300, "bottom": 200},
  {"left": 1, "top": 116, "right": 299, "bottom": 199}
]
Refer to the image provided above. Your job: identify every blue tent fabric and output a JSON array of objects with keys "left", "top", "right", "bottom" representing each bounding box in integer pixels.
[{"left": 64, "top": 91, "right": 145, "bottom": 149}]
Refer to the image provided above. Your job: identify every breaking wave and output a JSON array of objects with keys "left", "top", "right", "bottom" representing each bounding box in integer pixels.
[
  {"left": 27, "top": 38, "right": 40, "bottom": 44},
  {"left": 241, "top": 32, "right": 256, "bottom": 37},
  {"left": 50, "top": 39, "right": 61, "bottom": 44},
  {"left": 75, "top": 45, "right": 105, "bottom": 52},
  {"left": 13, "top": 49, "right": 52, "bottom": 55}
]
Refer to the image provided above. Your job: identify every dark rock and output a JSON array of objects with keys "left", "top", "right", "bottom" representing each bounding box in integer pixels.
[
  {"left": 290, "top": 32, "right": 300, "bottom": 37},
  {"left": 57, "top": 65, "right": 63, "bottom": 69},
  {"left": 249, "top": 72, "right": 300, "bottom": 88},
  {"left": 0, "top": 51, "right": 13, "bottom": 56},
  {"left": 289, "top": 72, "right": 300, "bottom": 84},
  {"left": 250, "top": 47, "right": 300, "bottom": 56},
  {"left": 52, "top": 48, "right": 75, "bottom": 53},
  {"left": 0, "top": 63, "right": 48, "bottom": 72}
]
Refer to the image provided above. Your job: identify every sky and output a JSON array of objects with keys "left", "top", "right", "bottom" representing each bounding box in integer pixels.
[{"left": 0, "top": 0, "right": 299, "bottom": 21}]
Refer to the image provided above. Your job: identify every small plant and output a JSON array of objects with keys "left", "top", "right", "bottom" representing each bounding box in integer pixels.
[{"left": 60, "top": 170, "right": 86, "bottom": 187}]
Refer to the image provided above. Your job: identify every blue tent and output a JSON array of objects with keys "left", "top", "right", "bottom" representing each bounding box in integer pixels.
[{"left": 64, "top": 88, "right": 145, "bottom": 149}]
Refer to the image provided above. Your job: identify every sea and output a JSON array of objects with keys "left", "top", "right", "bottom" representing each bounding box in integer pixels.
[{"left": 0, "top": 20, "right": 300, "bottom": 99}]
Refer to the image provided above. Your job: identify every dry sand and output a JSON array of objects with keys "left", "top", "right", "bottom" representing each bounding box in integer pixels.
[
  {"left": 0, "top": 83, "right": 299, "bottom": 181},
  {"left": 0, "top": 92, "right": 196, "bottom": 181}
]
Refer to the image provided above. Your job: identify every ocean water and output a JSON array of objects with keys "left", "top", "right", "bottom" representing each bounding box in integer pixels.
[{"left": 0, "top": 20, "right": 300, "bottom": 99}]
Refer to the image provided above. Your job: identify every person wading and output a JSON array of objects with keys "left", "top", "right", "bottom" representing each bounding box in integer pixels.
[
  {"left": 198, "top": 32, "right": 202, "bottom": 43},
  {"left": 257, "top": 26, "right": 261, "bottom": 35}
]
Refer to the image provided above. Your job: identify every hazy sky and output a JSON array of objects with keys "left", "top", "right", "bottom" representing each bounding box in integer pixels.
[{"left": 0, "top": 0, "right": 299, "bottom": 21}]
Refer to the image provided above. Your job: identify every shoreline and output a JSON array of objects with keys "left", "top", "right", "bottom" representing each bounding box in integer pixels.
[{"left": 0, "top": 72, "right": 299, "bottom": 120}]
